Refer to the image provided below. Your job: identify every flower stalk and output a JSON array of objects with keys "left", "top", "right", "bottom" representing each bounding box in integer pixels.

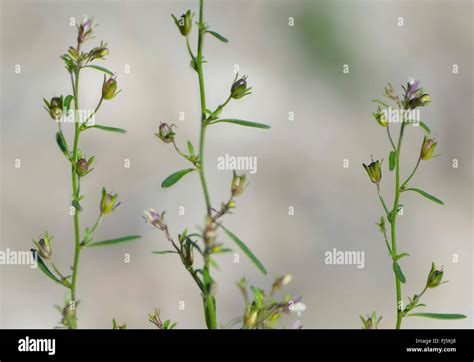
[
  {"left": 148, "top": 0, "right": 271, "bottom": 329},
  {"left": 36, "top": 18, "right": 140, "bottom": 328},
  {"left": 362, "top": 79, "right": 466, "bottom": 329}
]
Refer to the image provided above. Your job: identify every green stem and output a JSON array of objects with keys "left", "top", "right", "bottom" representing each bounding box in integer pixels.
[
  {"left": 69, "top": 69, "right": 82, "bottom": 328},
  {"left": 392, "top": 121, "right": 406, "bottom": 329},
  {"left": 80, "top": 96, "right": 103, "bottom": 128},
  {"left": 90, "top": 214, "right": 103, "bottom": 235},
  {"left": 196, "top": 0, "right": 216, "bottom": 330},
  {"left": 401, "top": 156, "right": 421, "bottom": 190},
  {"left": 196, "top": 1, "right": 211, "bottom": 216},
  {"left": 386, "top": 122, "right": 396, "bottom": 151},
  {"left": 377, "top": 190, "right": 390, "bottom": 220},
  {"left": 185, "top": 35, "right": 196, "bottom": 64}
]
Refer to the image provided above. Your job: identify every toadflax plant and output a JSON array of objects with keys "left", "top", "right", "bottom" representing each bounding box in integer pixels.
[
  {"left": 35, "top": 18, "right": 140, "bottom": 329},
  {"left": 361, "top": 79, "right": 466, "bottom": 329},
  {"left": 144, "top": 0, "right": 275, "bottom": 329}
]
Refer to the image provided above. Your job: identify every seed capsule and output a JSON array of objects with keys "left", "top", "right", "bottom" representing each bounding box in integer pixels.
[
  {"left": 46, "top": 96, "right": 64, "bottom": 120},
  {"left": 172, "top": 10, "right": 193, "bottom": 36},
  {"left": 76, "top": 158, "right": 89, "bottom": 177},
  {"left": 420, "top": 136, "right": 437, "bottom": 160},
  {"left": 156, "top": 123, "right": 176, "bottom": 144},
  {"left": 102, "top": 77, "right": 119, "bottom": 100},
  {"left": 230, "top": 75, "right": 252, "bottom": 99},
  {"left": 33, "top": 231, "right": 53, "bottom": 259},
  {"left": 372, "top": 107, "right": 388, "bottom": 127},
  {"left": 426, "top": 262, "right": 444, "bottom": 288},
  {"left": 362, "top": 159, "right": 382, "bottom": 185},
  {"left": 231, "top": 171, "right": 247, "bottom": 197},
  {"left": 100, "top": 187, "right": 120, "bottom": 215}
]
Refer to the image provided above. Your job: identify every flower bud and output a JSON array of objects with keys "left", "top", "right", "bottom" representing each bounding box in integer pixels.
[
  {"left": 362, "top": 159, "right": 382, "bottom": 185},
  {"left": 75, "top": 158, "right": 89, "bottom": 177},
  {"left": 89, "top": 42, "right": 109, "bottom": 61},
  {"left": 172, "top": 10, "right": 193, "bottom": 36},
  {"left": 230, "top": 75, "right": 252, "bottom": 99},
  {"left": 271, "top": 274, "right": 292, "bottom": 294},
  {"left": 408, "top": 93, "right": 431, "bottom": 109},
  {"left": 100, "top": 187, "right": 120, "bottom": 215},
  {"left": 78, "top": 18, "right": 93, "bottom": 44},
  {"left": 420, "top": 93, "right": 431, "bottom": 105},
  {"left": 406, "top": 78, "right": 420, "bottom": 99},
  {"left": 231, "top": 171, "right": 247, "bottom": 197},
  {"left": 372, "top": 107, "right": 387, "bottom": 127},
  {"left": 143, "top": 209, "right": 167, "bottom": 231},
  {"left": 420, "top": 136, "right": 437, "bottom": 160},
  {"left": 34, "top": 231, "right": 52, "bottom": 259},
  {"left": 426, "top": 262, "right": 444, "bottom": 288},
  {"left": 102, "top": 77, "right": 119, "bottom": 100},
  {"left": 156, "top": 123, "right": 176, "bottom": 144}
]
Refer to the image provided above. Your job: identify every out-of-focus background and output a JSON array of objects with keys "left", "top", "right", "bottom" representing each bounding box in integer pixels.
[{"left": 0, "top": 0, "right": 472, "bottom": 329}]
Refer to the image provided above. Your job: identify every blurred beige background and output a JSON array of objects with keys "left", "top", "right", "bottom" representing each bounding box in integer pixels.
[{"left": 0, "top": 0, "right": 472, "bottom": 328}]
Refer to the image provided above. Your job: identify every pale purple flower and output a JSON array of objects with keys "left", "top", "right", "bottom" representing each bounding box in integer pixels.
[
  {"left": 143, "top": 209, "right": 166, "bottom": 230},
  {"left": 407, "top": 78, "right": 421, "bottom": 99}
]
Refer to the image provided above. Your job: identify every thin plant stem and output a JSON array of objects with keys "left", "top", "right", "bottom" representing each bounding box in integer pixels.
[
  {"left": 90, "top": 214, "right": 103, "bottom": 235},
  {"left": 386, "top": 122, "right": 396, "bottom": 151},
  {"left": 70, "top": 68, "right": 82, "bottom": 316},
  {"left": 401, "top": 156, "right": 421, "bottom": 190},
  {"left": 377, "top": 190, "right": 390, "bottom": 220},
  {"left": 391, "top": 119, "right": 406, "bottom": 329},
  {"left": 81, "top": 96, "right": 103, "bottom": 128},
  {"left": 196, "top": 0, "right": 217, "bottom": 329}
]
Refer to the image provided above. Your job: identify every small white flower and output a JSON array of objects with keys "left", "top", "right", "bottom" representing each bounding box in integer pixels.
[{"left": 291, "top": 301, "right": 306, "bottom": 317}]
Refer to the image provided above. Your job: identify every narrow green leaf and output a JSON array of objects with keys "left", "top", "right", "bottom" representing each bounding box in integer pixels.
[
  {"left": 152, "top": 250, "right": 178, "bottom": 255},
  {"left": 31, "top": 250, "right": 62, "bottom": 284},
  {"left": 415, "top": 121, "right": 431, "bottom": 135},
  {"left": 87, "top": 124, "right": 127, "bottom": 134},
  {"left": 83, "top": 64, "right": 115, "bottom": 76},
  {"left": 206, "top": 30, "right": 229, "bottom": 43},
  {"left": 161, "top": 168, "right": 195, "bottom": 188},
  {"left": 72, "top": 199, "right": 82, "bottom": 212},
  {"left": 407, "top": 313, "right": 467, "bottom": 320},
  {"left": 404, "top": 188, "right": 444, "bottom": 205},
  {"left": 56, "top": 131, "right": 69, "bottom": 156},
  {"left": 212, "top": 119, "right": 270, "bottom": 129},
  {"left": 389, "top": 151, "right": 396, "bottom": 171},
  {"left": 251, "top": 286, "right": 264, "bottom": 307},
  {"left": 86, "top": 235, "right": 141, "bottom": 248},
  {"left": 392, "top": 262, "right": 406, "bottom": 283},
  {"left": 64, "top": 95, "right": 74, "bottom": 112},
  {"left": 187, "top": 141, "right": 195, "bottom": 156},
  {"left": 395, "top": 252, "right": 410, "bottom": 261},
  {"left": 220, "top": 225, "right": 267, "bottom": 275}
]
